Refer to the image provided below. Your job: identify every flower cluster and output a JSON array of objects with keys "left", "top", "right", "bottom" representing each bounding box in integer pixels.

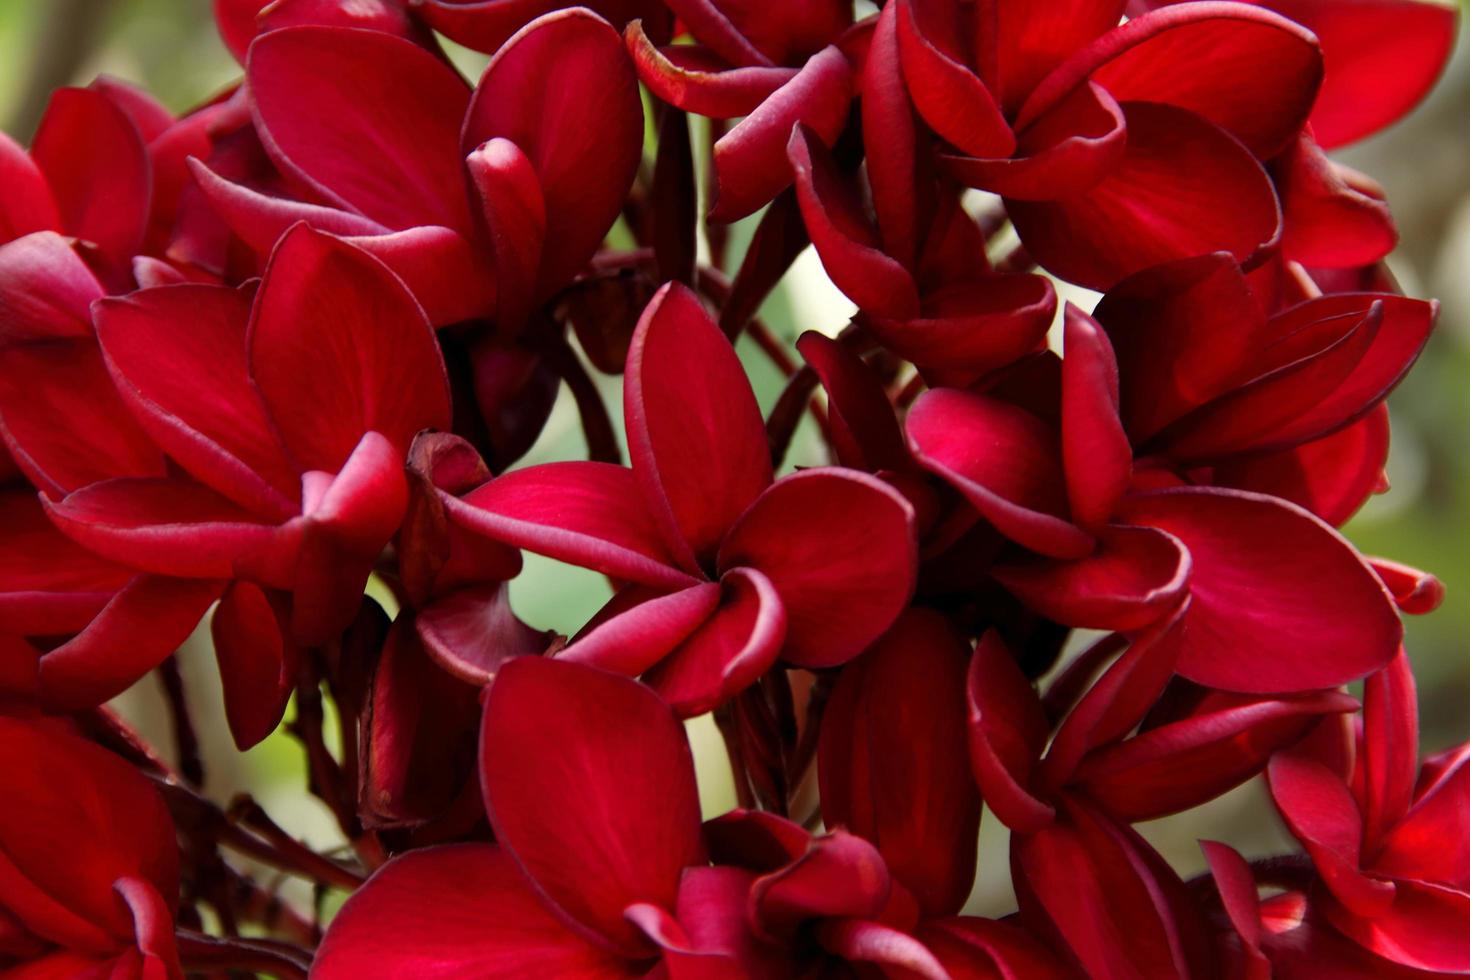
[{"left": 0, "top": 0, "right": 1463, "bottom": 976}]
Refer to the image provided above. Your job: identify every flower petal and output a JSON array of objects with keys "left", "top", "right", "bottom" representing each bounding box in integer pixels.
[
  {"left": 417, "top": 583, "right": 548, "bottom": 685},
  {"left": 894, "top": 0, "right": 1015, "bottom": 158},
  {"left": 717, "top": 468, "right": 916, "bottom": 668},
  {"left": 867, "top": 276, "right": 1057, "bottom": 380},
  {"left": 0, "top": 232, "right": 101, "bottom": 342},
  {"left": 211, "top": 581, "right": 299, "bottom": 750},
  {"left": 0, "top": 135, "right": 59, "bottom": 241},
  {"left": 796, "top": 331, "right": 909, "bottom": 473},
  {"left": 966, "top": 630, "right": 1055, "bottom": 834},
  {"left": 626, "top": 25, "right": 796, "bottom": 118}
]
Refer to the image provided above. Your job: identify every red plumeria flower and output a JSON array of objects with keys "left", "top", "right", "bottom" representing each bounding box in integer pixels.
[
  {"left": 0, "top": 717, "right": 182, "bottom": 979},
  {"left": 446, "top": 282, "right": 917, "bottom": 715},
  {"left": 192, "top": 8, "right": 643, "bottom": 328},
  {"left": 1268, "top": 649, "right": 1470, "bottom": 973},
  {"left": 37, "top": 225, "right": 449, "bottom": 740},
  {"left": 909, "top": 301, "right": 1406, "bottom": 693}
]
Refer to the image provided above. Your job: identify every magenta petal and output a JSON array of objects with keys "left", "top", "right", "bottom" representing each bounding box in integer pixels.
[
  {"left": 966, "top": 631, "right": 1055, "bottom": 833},
  {"left": 249, "top": 225, "right": 451, "bottom": 471},
  {"left": 708, "top": 45, "right": 853, "bottom": 223},
  {"left": 1118, "top": 487, "right": 1401, "bottom": 693},
  {"left": 447, "top": 461, "right": 696, "bottom": 590},
  {"left": 212, "top": 581, "right": 298, "bottom": 750},
  {"left": 247, "top": 26, "right": 474, "bottom": 233},
  {"left": 314, "top": 844, "right": 640, "bottom": 978},
  {"left": 717, "top": 468, "right": 916, "bottom": 668},
  {"left": 464, "top": 8, "right": 644, "bottom": 294},
  {"left": 626, "top": 283, "right": 771, "bottom": 571},
  {"left": 38, "top": 576, "right": 221, "bottom": 710},
  {"left": 30, "top": 87, "right": 151, "bottom": 259},
  {"left": 906, "top": 388, "right": 1093, "bottom": 559},
  {"left": 0, "top": 233, "right": 102, "bottom": 342},
  {"left": 795, "top": 331, "right": 908, "bottom": 473},
  {"left": 480, "top": 657, "right": 705, "bottom": 954},
  {"left": 993, "top": 524, "right": 1190, "bottom": 633},
  {"left": 95, "top": 283, "right": 299, "bottom": 518},
  {"left": 563, "top": 584, "right": 723, "bottom": 678},
  {"left": 1008, "top": 102, "right": 1281, "bottom": 292},
  {"left": 818, "top": 609, "right": 979, "bottom": 917},
  {"left": 417, "top": 583, "right": 548, "bottom": 685},
  {"left": 644, "top": 567, "right": 787, "bottom": 718}
]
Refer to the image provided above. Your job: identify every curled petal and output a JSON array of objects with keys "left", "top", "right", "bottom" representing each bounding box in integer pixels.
[
  {"left": 966, "top": 631, "right": 1055, "bottom": 833},
  {"left": 627, "top": 24, "right": 796, "bottom": 118},
  {"left": 866, "top": 276, "right": 1056, "bottom": 380},
  {"left": 894, "top": 0, "right": 1014, "bottom": 158},
  {"left": 0, "top": 232, "right": 101, "bottom": 343}
]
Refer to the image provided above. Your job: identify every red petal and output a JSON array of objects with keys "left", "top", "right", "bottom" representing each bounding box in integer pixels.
[
  {"left": 0, "top": 341, "right": 166, "bottom": 496},
  {"left": 1323, "top": 879, "right": 1470, "bottom": 974},
  {"left": 787, "top": 124, "right": 920, "bottom": 319},
  {"left": 627, "top": 25, "right": 796, "bottom": 117},
  {"left": 1118, "top": 487, "right": 1400, "bottom": 692},
  {"left": 249, "top": 225, "right": 451, "bottom": 471},
  {"left": 1074, "top": 690, "right": 1358, "bottom": 821},
  {"left": 417, "top": 583, "right": 548, "bottom": 685},
  {"left": 0, "top": 492, "right": 132, "bottom": 635},
  {"left": 480, "top": 657, "right": 705, "bottom": 954},
  {"left": 992, "top": 0, "right": 1128, "bottom": 112},
  {"left": 966, "top": 630, "right": 1055, "bottom": 833},
  {"left": 1271, "top": 0, "right": 1459, "bottom": 148},
  {"left": 816, "top": 918, "right": 949, "bottom": 979},
  {"left": 708, "top": 45, "right": 853, "bottom": 223},
  {"left": 626, "top": 283, "right": 771, "bottom": 571},
  {"left": 466, "top": 138, "right": 545, "bottom": 331},
  {"left": 796, "top": 331, "right": 908, "bottom": 473},
  {"left": 993, "top": 524, "right": 1190, "bottom": 632},
  {"left": 751, "top": 830, "right": 890, "bottom": 933},
  {"left": 643, "top": 567, "right": 787, "bottom": 717},
  {"left": 906, "top": 388, "right": 1093, "bottom": 559},
  {"left": 1020, "top": 2, "right": 1322, "bottom": 158},
  {"left": 313, "top": 844, "right": 639, "bottom": 978},
  {"left": 214, "top": 0, "right": 268, "bottom": 62},
  {"left": 212, "top": 581, "right": 298, "bottom": 750},
  {"left": 464, "top": 9, "right": 644, "bottom": 293},
  {"left": 894, "top": 0, "right": 1015, "bottom": 158},
  {"left": 1277, "top": 131, "right": 1397, "bottom": 268},
  {"left": 818, "top": 609, "right": 980, "bottom": 917},
  {"left": 95, "top": 283, "right": 298, "bottom": 519},
  {"left": 919, "top": 916, "right": 1077, "bottom": 978},
  {"left": 861, "top": 1, "right": 920, "bottom": 269},
  {"left": 717, "top": 468, "right": 916, "bottom": 668},
  {"left": 563, "top": 583, "right": 722, "bottom": 678},
  {"left": 446, "top": 461, "right": 696, "bottom": 590},
  {"left": 1370, "top": 555, "right": 1445, "bottom": 616},
  {"left": 38, "top": 576, "right": 221, "bottom": 710},
  {"left": 0, "top": 717, "right": 178, "bottom": 948},
  {"left": 0, "top": 134, "right": 59, "bottom": 241},
  {"left": 1200, "top": 841, "right": 1269, "bottom": 971},
  {"left": 1061, "top": 305, "right": 1131, "bottom": 527},
  {"left": 1008, "top": 102, "right": 1281, "bottom": 292},
  {"left": 247, "top": 26, "right": 474, "bottom": 233},
  {"left": 0, "top": 232, "right": 101, "bottom": 342},
  {"left": 866, "top": 276, "right": 1057, "bottom": 379},
  {"left": 31, "top": 87, "right": 151, "bottom": 259},
  {"left": 1359, "top": 649, "right": 1419, "bottom": 848}
]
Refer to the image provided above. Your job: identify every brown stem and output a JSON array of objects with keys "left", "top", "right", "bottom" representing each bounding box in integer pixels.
[
  {"left": 176, "top": 930, "right": 312, "bottom": 980},
  {"left": 712, "top": 704, "right": 756, "bottom": 811},
  {"left": 765, "top": 365, "right": 820, "bottom": 471},
  {"left": 228, "top": 797, "right": 365, "bottom": 891},
  {"left": 540, "top": 332, "right": 621, "bottom": 464},
  {"left": 993, "top": 241, "right": 1037, "bottom": 275},
  {"left": 156, "top": 655, "right": 204, "bottom": 787}
]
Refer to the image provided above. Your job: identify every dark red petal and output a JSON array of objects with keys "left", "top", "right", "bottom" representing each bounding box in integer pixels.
[
  {"left": 0, "top": 492, "right": 133, "bottom": 635},
  {"left": 717, "top": 468, "right": 916, "bottom": 668},
  {"left": 212, "top": 581, "right": 299, "bottom": 750},
  {"left": 626, "top": 282, "right": 771, "bottom": 571},
  {"left": 0, "top": 232, "right": 101, "bottom": 342},
  {"left": 787, "top": 125, "right": 920, "bottom": 319},
  {"left": 1359, "top": 649, "right": 1418, "bottom": 848},
  {"left": 313, "top": 844, "right": 639, "bottom": 978},
  {"left": 1008, "top": 102, "right": 1281, "bottom": 292},
  {"left": 751, "top": 830, "right": 891, "bottom": 934},
  {"left": 708, "top": 45, "right": 853, "bottom": 223},
  {"left": 816, "top": 918, "right": 949, "bottom": 979},
  {"left": 966, "top": 631, "right": 1055, "bottom": 833},
  {"left": 447, "top": 462, "right": 695, "bottom": 590},
  {"left": 862, "top": 1, "right": 920, "bottom": 269},
  {"left": 1277, "top": 132, "right": 1397, "bottom": 268},
  {"left": 993, "top": 524, "right": 1190, "bottom": 633},
  {"left": 643, "top": 567, "right": 787, "bottom": 717},
  {"left": 214, "top": 0, "right": 268, "bottom": 62},
  {"left": 0, "top": 341, "right": 166, "bottom": 497},
  {"left": 796, "top": 331, "right": 908, "bottom": 473},
  {"left": 466, "top": 138, "right": 545, "bottom": 331},
  {"left": 1270, "top": 0, "right": 1459, "bottom": 148},
  {"left": 1374, "top": 745, "right": 1470, "bottom": 889},
  {"left": 1061, "top": 305, "right": 1131, "bottom": 527},
  {"left": 992, "top": 0, "right": 1128, "bottom": 112},
  {"left": 0, "top": 717, "right": 178, "bottom": 947},
  {"left": 247, "top": 26, "right": 474, "bottom": 233},
  {"left": 1200, "top": 841, "right": 1270, "bottom": 973},
  {"left": 1268, "top": 752, "right": 1395, "bottom": 916},
  {"left": 564, "top": 584, "right": 722, "bottom": 677},
  {"left": 38, "top": 576, "right": 221, "bottom": 711},
  {"left": 627, "top": 24, "right": 796, "bottom": 117},
  {"left": 663, "top": 0, "right": 774, "bottom": 66},
  {"left": 906, "top": 388, "right": 1093, "bottom": 559},
  {"left": 1020, "top": 2, "right": 1322, "bottom": 158},
  {"left": 341, "top": 225, "right": 497, "bottom": 328},
  {"left": 464, "top": 8, "right": 644, "bottom": 294},
  {"left": 249, "top": 225, "right": 451, "bottom": 471},
  {"left": 818, "top": 609, "right": 980, "bottom": 917},
  {"left": 1323, "top": 879, "right": 1470, "bottom": 974},
  {"left": 866, "top": 275, "right": 1057, "bottom": 380},
  {"left": 1074, "top": 690, "right": 1358, "bottom": 821},
  {"left": 919, "top": 916, "right": 1078, "bottom": 978},
  {"left": 1119, "top": 487, "right": 1401, "bottom": 692},
  {"left": 31, "top": 87, "right": 151, "bottom": 258},
  {"left": 417, "top": 583, "right": 548, "bottom": 686},
  {"left": 257, "top": 0, "right": 420, "bottom": 36},
  {"left": 894, "top": 0, "right": 1015, "bottom": 158},
  {"left": 481, "top": 657, "right": 705, "bottom": 954},
  {"left": 0, "top": 134, "right": 59, "bottom": 241},
  {"left": 1211, "top": 404, "right": 1390, "bottom": 528},
  {"left": 95, "top": 283, "right": 298, "bottom": 518}
]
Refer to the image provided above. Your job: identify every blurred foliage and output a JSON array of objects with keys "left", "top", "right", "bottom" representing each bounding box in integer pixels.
[{"left": 1, "top": 0, "right": 1469, "bottom": 921}]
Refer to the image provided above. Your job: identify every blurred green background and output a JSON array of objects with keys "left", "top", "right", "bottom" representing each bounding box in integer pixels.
[{"left": 2, "top": 0, "right": 1468, "bottom": 921}]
